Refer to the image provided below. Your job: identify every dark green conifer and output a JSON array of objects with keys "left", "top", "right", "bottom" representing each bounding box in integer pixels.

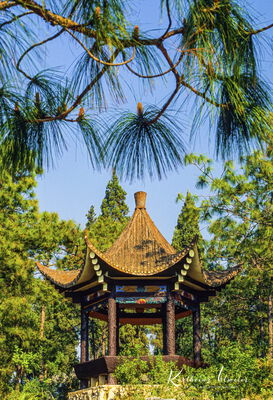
[
  {"left": 172, "top": 192, "right": 204, "bottom": 259},
  {"left": 87, "top": 171, "right": 129, "bottom": 251},
  {"left": 85, "top": 205, "right": 96, "bottom": 230},
  {"left": 100, "top": 171, "right": 129, "bottom": 222}
]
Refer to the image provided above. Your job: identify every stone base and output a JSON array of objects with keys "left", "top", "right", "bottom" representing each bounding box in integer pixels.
[
  {"left": 68, "top": 385, "right": 120, "bottom": 400},
  {"left": 68, "top": 385, "right": 176, "bottom": 400}
]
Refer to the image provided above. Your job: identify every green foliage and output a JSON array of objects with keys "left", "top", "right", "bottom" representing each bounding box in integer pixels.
[
  {"left": 119, "top": 332, "right": 149, "bottom": 357},
  {"left": 179, "top": 345, "right": 273, "bottom": 400},
  {"left": 87, "top": 170, "right": 129, "bottom": 251},
  {"left": 0, "top": 171, "right": 81, "bottom": 398},
  {"left": 100, "top": 171, "right": 129, "bottom": 220},
  {"left": 105, "top": 105, "right": 185, "bottom": 181},
  {"left": 3, "top": 377, "right": 76, "bottom": 400},
  {"left": 114, "top": 358, "right": 149, "bottom": 385},
  {"left": 0, "top": 0, "right": 272, "bottom": 178},
  {"left": 183, "top": 149, "right": 273, "bottom": 361},
  {"left": 114, "top": 355, "right": 179, "bottom": 385},
  {"left": 115, "top": 347, "right": 273, "bottom": 399},
  {"left": 182, "top": 0, "right": 272, "bottom": 157},
  {"left": 175, "top": 316, "right": 194, "bottom": 359},
  {"left": 85, "top": 205, "right": 96, "bottom": 230},
  {"left": 0, "top": 83, "right": 103, "bottom": 175},
  {"left": 172, "top": 191, "right": 205, "bottom": 258}
]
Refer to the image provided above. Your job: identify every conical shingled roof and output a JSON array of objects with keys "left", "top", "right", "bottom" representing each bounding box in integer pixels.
[
  {"left": 36, "top": 263, "right": 80, "bottom": 286},
  {"left": 36, "top": 191, "right": 241, "bottom": 289},
  {"left": 104, "top": 191, "right": 177, "bottom": 275}
]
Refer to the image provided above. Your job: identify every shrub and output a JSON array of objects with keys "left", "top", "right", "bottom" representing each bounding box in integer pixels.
[{"left": 114, "top": 355, "right": 179, "bottom": 385}]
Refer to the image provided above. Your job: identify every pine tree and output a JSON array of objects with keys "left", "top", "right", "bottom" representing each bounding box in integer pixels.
[
  {"left": 100, "top": 171, "right": 129, "bottom": 222},
  {"left": 85, "top": 205, "right": 96, "bottom": 230},
  {"left": 185, "top": 151, "right": 273, "bottom": 362},
  {"left": 0, "top": 171, "right": 81, "bottom": 398},
  {"left": 172, "top": 192, "right": 204, "bottom": 259},
  {"left": 0, "top": 0, "right": 272, "bottom": 179},
  {"left": 87, "top": 171, "right": 129, "bottom": 251}
]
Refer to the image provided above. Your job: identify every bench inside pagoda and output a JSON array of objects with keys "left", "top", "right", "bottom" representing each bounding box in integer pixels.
[{"left": 37, "top": 191, "right": 241, "bottom": 389}]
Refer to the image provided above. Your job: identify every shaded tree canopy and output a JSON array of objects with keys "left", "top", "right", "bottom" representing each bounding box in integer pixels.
[{"left": 0, "top": 0, "right": 272, "bottom": 179}]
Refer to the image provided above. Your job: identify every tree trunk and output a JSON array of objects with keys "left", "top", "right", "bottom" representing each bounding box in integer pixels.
[
  {"left": 258, "top": 296, "right": 265, "bottom": 358},
  {"left": 40, "top": 305, "right": 46, "bottom": 339},
  {"left": 268, "top": 294, "right": 273, "bottom": 359},
  {"left": 39, "top": 306, "right": 46, "bottom": 380},
  {"left": 260, "top": 317, "right": 265, "bottom": 358}
]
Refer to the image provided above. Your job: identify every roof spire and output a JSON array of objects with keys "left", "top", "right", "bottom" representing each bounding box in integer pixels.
[{"left": 134, "top": 191, "right": 147, "bottom": 209}]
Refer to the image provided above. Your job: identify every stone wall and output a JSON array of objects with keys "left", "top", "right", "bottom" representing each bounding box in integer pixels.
[
  {"left": 67, "top": 384, "right": 177, "bottom": 400},
  {"left": 68, "top": 385, "right": 120, "bottom": 400}
]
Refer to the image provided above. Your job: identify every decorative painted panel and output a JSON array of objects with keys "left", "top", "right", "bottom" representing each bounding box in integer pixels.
[
  {"left": 116, "top": 285, "right": 167, "bottom": 293},
  {"left": 116, "top": 296, "right": 167, "bottom": 305}
]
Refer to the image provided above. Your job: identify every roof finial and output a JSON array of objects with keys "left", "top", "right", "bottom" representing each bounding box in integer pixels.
[{"left": 134, "top": 191, "right": 147, "bottom": 209}]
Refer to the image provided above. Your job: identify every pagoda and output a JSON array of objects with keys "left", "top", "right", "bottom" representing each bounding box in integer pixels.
[{"left": 37, "top": 191, "right": 241, "bottom": 388}]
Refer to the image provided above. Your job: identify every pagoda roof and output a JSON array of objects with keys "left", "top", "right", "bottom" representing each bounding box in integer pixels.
[{"left": 37, "top": 191, "right": 241, "bottom": 292}]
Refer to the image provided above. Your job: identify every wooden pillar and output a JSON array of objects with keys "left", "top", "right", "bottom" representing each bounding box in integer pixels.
[
  {"left": 80, "top": 305, "right": 89, "bottom": 389},
  {"left": 192, "top": 302, "right": 202, "bottom": 366},
  {"left": 108, "top": 296, "right": 117, "bottom": 356},
  {"left": 162, "top": 303, "right": 167, "bottom": 355},
  {"left": 80, "top": 306, "right": 89, "bottom": 363},
  {"left": 166, "top": 294, "right": 176, "bottom": 355},
  {"left": 116, "top": 304, "right": 120, "bottom": 355}
]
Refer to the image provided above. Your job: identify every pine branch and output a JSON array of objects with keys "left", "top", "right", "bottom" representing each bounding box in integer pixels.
[
  {"left": 0, "top": 1, "right": 16, "bottom": 10},
  {"left": 181, "top": 79, "right": 227, "bottom": 108},
  {"left": 125, "top": 52, "right": 184, "bottom": 79},
  {"left": 249, "top": 23, "right": 273, "bottom": 35},
  {"left": 13, "top": 0, "right": 97, "bottom": 37},
  {"left": 160, "top": 0, "right": 172, "bottom": 39},
  {"left": 16, "top": 29, "right": 65, "bottom": 80},
  {"left": 28, "top": 50, "right": 120, "bottom": 123},
  {"left": 0, "top": 11, "right": 33, "bottom": 29},
  {"left": 65, "top": 28, "right": 136, "bottom": 67}
]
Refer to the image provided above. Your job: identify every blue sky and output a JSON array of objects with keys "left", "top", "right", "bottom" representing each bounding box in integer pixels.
[{"left": 35, "top": 0, "right": 273, "bottom": 242}]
